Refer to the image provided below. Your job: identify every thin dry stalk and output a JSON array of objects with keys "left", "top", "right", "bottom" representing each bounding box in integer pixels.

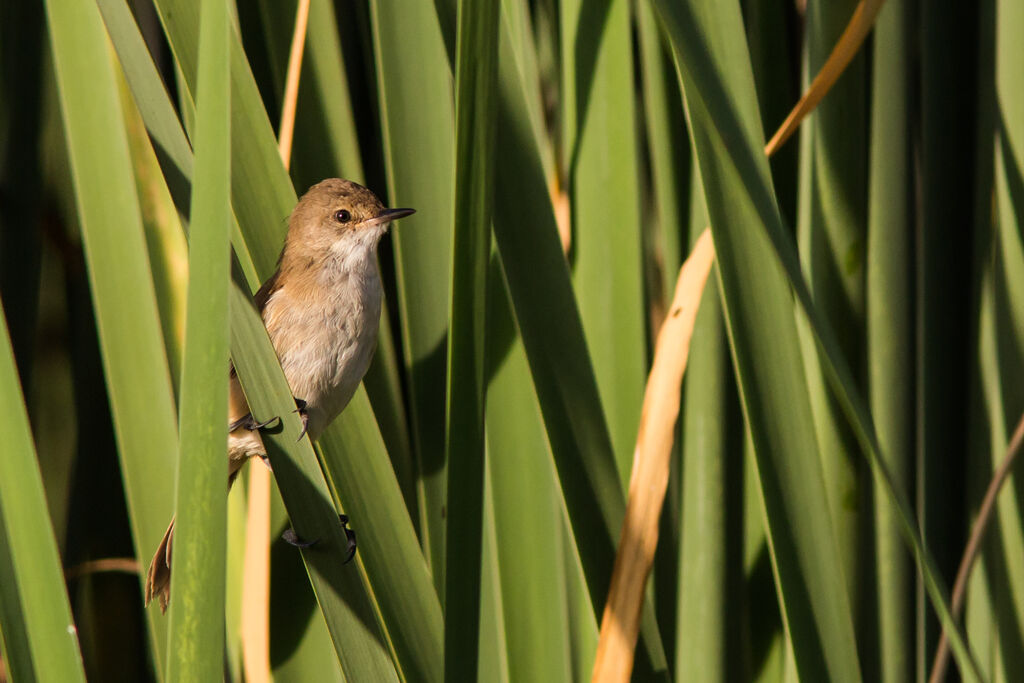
[
  {"left": 276, "top": 0, "right": 312, "bottom": 168},
  {"left": 928, "top": 412, "right": 1024, "bottom": 683},
  {"left": 764, "top": 0, "right": 886, "bottom": 156},
  {"left": 64, "top": 558, "right": 140, "bottom": 580},
  {"left": 590, "top": 229, "right": 715, "bottom": 682}
]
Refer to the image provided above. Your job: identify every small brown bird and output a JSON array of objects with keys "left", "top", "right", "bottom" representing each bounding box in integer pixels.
[{"left": 145, "top": 178, "right": 414, "bottom": 611}]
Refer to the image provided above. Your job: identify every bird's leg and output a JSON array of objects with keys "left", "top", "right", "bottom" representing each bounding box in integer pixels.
[
  {"left": 281, "top": 514, "right": 357, "bottom": 563},
  {"left": 294, "top": 398, "right": 310, "bottom": 441}
]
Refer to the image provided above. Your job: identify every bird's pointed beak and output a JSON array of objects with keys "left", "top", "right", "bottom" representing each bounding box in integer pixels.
[{"left": 364, "top": 207, "right": 415, "bottom": 227}]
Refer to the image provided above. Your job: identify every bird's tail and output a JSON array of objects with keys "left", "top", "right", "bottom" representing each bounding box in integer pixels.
[{"left": 145, "top": 517, "right": 175, "bottom": 613}]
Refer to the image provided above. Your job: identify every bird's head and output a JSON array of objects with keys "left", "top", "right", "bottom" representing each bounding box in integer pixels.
[{"left": 286, "top": 178, "right": 414, "bottom": 254}]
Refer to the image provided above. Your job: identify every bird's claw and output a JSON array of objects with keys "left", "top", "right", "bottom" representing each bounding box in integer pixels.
[
  {"left": 339, "top": 514, "right": 357, "bottom": 563},
  {"left": 282, "top": 528, "right": 318, "bottom": 548}
]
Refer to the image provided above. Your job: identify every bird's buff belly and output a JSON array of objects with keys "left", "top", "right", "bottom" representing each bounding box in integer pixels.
[{"left": 275, "top": 312, "right": 378, "bottom": 441}]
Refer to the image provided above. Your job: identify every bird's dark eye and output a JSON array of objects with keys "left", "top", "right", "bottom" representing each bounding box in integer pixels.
[{"left": 334, "top": 209, "right": 352, "bottom": 223}]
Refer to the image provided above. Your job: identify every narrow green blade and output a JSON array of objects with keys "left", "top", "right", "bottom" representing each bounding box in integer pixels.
[
  {"left": 867, "top": 1, "right": 914, "bottom": 679},
  {"left": 0, "top": 303, "right": 86, "bottom": 683},
  {"left": 560, "top": 0, "right": 646, "bottom": 481},
  {"left": 165, "top": 0, "right": 231, "bottom": 677}
]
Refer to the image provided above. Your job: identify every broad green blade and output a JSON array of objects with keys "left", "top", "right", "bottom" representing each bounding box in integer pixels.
[
  {"left": 369, "top": 0, "right": 455, "bottom": 591},
  {"left": 866, "top": 1, "right": 914, "bottom": 679},
  {"left": 794, "top": 0, "right": 867, "bottom": 615},
  {"left": 165, "top": 0, "right": 231, "bottom": 678},
  {"left": 560, "top": 0, "right": 646, "bottom": 482},
  {"left": 443, "top": 0, "right": 500, "bottom": 678},
  {"left": 45, "top": 0, "right": 179, "bottom": 671},
  {"left": 0, "top": 304, "right": 86, "bottom": 683},
  {"left": 652, "top": 0, "right": 981, "bottom": 677}
]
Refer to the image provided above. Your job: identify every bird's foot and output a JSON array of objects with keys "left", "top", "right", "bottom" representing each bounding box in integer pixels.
[
  {"left": 281, "top": 514, "right": 357, "bottom": 563},
  {"left": 294, "top": 398, "right": 310, "bottom": 441},
  {"left": 229, "top": 412, "right": 280, "bottom": 432}
]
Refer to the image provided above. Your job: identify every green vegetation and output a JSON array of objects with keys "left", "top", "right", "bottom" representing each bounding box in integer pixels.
[{"left": 0, "top": 0, "right": 1020, "bottom": 680}]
